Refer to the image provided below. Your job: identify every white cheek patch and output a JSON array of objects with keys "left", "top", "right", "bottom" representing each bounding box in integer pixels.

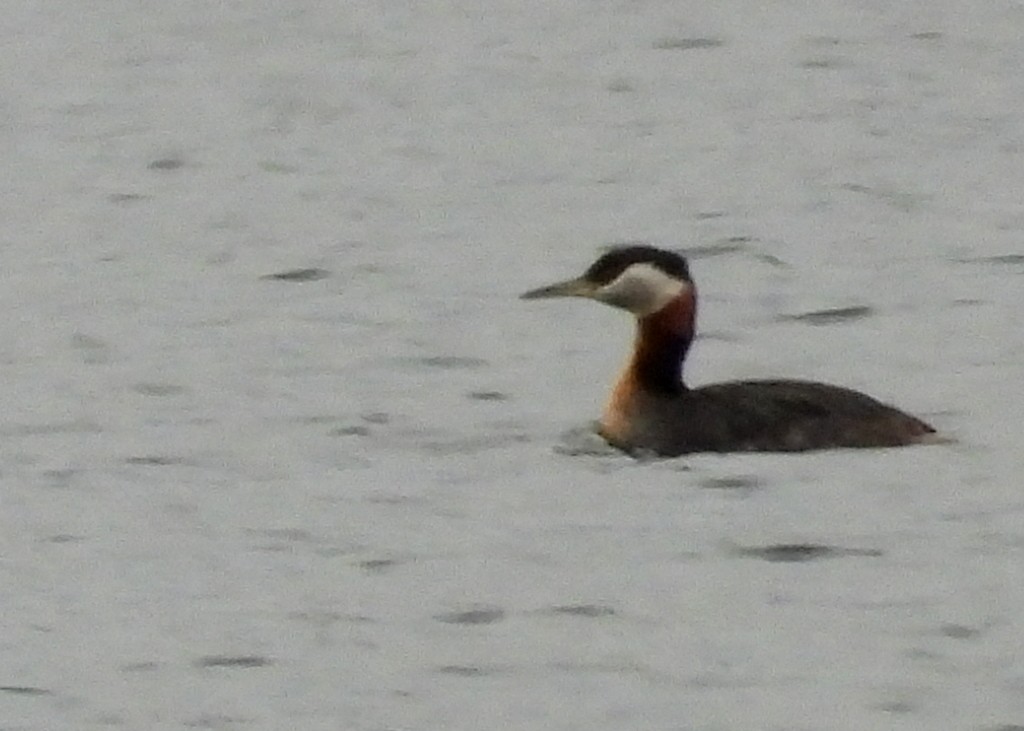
[{"left": 596, "top": 263, "right": 688, "bottom": 315}]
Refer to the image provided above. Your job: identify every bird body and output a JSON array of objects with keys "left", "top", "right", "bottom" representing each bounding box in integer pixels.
[{"left": 601, "top": 377, "right": 934, "bottom": 456}]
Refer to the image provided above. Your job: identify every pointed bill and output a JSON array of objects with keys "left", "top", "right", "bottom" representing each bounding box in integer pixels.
[{"left": 520, "top": 277, "right": 597, "bottom": 300}]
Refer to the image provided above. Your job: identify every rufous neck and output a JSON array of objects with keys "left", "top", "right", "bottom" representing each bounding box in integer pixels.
[{"left": 628, "top": 289, "right": 696, "bottom": 394}]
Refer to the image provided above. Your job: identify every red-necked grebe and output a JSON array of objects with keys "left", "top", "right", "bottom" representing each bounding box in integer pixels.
[{"left": 521, "top": 245, "right": 936, "bottom": 455}]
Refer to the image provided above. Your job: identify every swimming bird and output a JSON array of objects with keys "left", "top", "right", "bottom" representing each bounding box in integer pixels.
[{"left": 521, "top": 245, "right": 936, "bottom": 455}]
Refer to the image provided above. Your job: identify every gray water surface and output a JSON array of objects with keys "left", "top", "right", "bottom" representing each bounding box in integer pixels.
[{"left": 2, "top": 2, "right": 1023, "bottom": 729}]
